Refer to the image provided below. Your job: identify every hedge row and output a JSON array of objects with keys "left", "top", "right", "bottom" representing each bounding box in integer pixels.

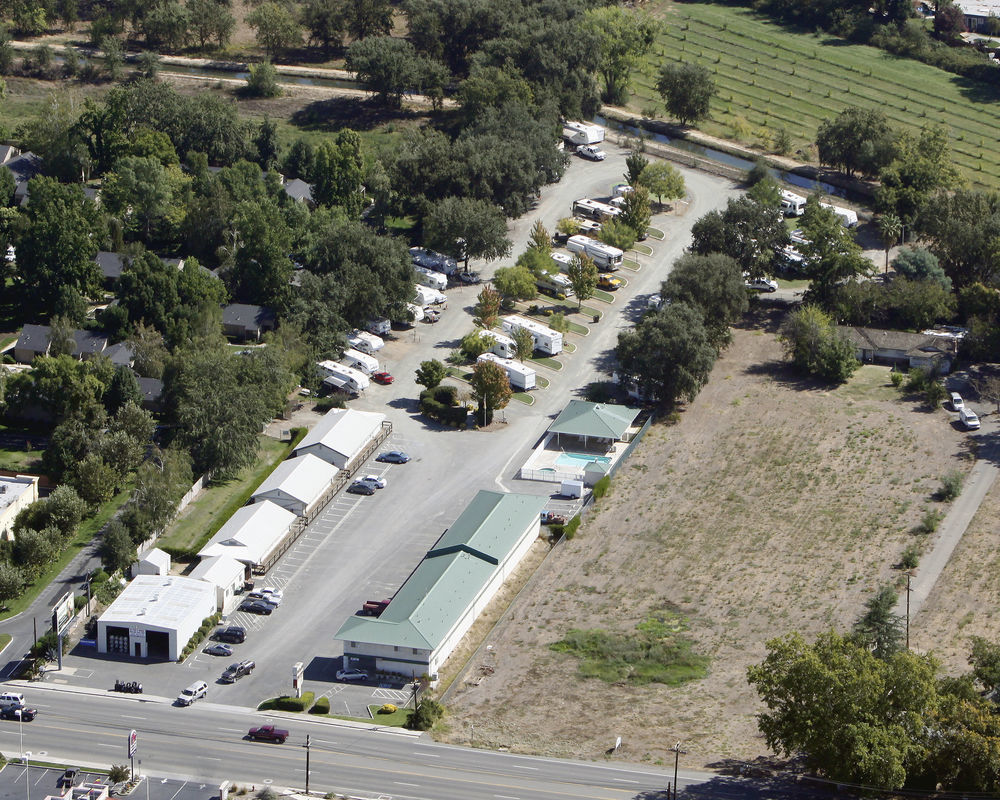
[
  {"left": 309, "top": 696, "right": 330, "bottom": 714},
  {"left": 258, "top": 691, "right": 315, "bottom": 712},
  {"left": 419, "top": 387, "right": 468, "bottom": 427},
  {"left": 178, "top": 613, "right": 222, "bottom": 662}
]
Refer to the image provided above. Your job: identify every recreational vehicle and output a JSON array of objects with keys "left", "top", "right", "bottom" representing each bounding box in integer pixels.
[
  {"left": 477, "top": 352, "right": 536, "bottom": 391},
  {"left": 780, "top": 190, "right": 806, "bottom": 217},
  {"left": 347, "top": 330, "right": 384, "bottom": 355},
  {"left": 501, "top": 314, "right": 563, "bottom": 356},
  {"left": 413, "top": 266, "right": 447, "bottom": 291},
  {"left": 566, "top": 235, "right": 623, "bottom": 271},
  {"left": 479, "top": 329, "right": 517, "bottom": 359},
  {"left": 414, "top": 284, "right": 447, "bottom": 306},
  {"left": 819, "top": 202, "right": 859, "bottom": 228},
  {"left": 562, "top": 121, "right": 605, "bottom": 146},
  {"left": 317, "top": 360, "right": 370, "bottom": 394},
  {"left": 341, "top": 347, "right": 378, "bottom": 376},
  {"left": 536, "top": 272, "right": 574, "bottom": 297},
  {"left": 571, "top": 198, "right": 621, "bottom": 221}
]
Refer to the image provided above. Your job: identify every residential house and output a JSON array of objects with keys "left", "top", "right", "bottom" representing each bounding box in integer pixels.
[
  {"left": 1, "top": 151, "right": 43, "bottom": 206},
  {"left": 221, "top": 303, "right": 277, "bottom": 341},
  {"left": 283, "top": 178, "right": 315, "bottom": 207},
  {"left": 838, "top": 326, "right": 955, "bottom": 373},
  {"left": 13, "top": 324, "right": 108, "bottom": 363}
]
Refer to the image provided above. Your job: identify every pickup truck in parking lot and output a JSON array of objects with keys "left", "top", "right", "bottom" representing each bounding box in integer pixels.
[{"left": 221, "top": 660, "right": 256, "bottom": 683}]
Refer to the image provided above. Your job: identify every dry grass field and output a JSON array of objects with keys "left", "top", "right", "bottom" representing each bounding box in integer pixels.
[{"left": 440, "top": 308, "right": 973, "bottom": 767}]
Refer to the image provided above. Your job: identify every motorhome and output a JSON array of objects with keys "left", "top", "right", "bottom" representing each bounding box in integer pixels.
[
  {"left": 477, "top": 352, "right": 536, "bottom": 391},
  {"left": 479, "top": 329, "right": 516, "bottom": 359},
  {"left": 551, "top": 252, "right": 573, "bottom": 273},
  {"left": 536, "top": 272, "right": 574, "bottom": 297},
  {"left": 572, "top": 198, "right": 621, "bottom": 221},
  {"left": 341, "top": 347, "right": 378, "bottom": 376},
  {"left": 501, "top": 314, "right": 563, "bottom": 356},
  {"left": 819, "top": 202, "right": 859, "bottom": 228},
  {"left": 413, "top": 284, "right": 447, "bottom": 306},
  {"left": 406, "top": 303, "right": 425, "bottom": 323},
  {"left": 566, "top": 235, "right": 623, "bottom": 271},
  {"left": 409, "top": 246, "right": 458, "bottom": 275},
  {"left": 413, "top": 266, "right": 447, "bottom": 291},
  {"left": 347, "top": 330, "right": 384, "bottom": 355},
  {"left": 317, "top": 360, "right": 370, "bottom": 394},
  {"left": 780, "top": 190, "right": 806, "bottom": 217},
  {"left": 562, "top": 121, "right": 605, "bottom": 146}
]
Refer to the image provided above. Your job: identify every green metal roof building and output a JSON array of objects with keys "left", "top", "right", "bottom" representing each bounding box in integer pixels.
[
  {"left": 336, "top": 490, "right": 546, "bottom": 679},
  {"left": 547, "top": 400, "right": 641, "bottom": 449}
]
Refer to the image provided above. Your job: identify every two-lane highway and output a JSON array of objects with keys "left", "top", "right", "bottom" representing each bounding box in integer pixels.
[{"left": 4, "top": 686, "right": 712, "bottom": 800}]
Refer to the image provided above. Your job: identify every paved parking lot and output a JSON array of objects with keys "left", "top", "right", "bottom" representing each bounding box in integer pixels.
[{"left": 0, "top": 766, "right": 215, "bottom": 800}]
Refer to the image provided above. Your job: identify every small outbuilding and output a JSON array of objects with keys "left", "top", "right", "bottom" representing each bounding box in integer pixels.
[
  {"left": 97, "top": 575, "right": 216, "bottom": 661},
  {"left": 251, "top": 454, "right": 339, "bottom": 517},
  {"left": 547, "top": 400, "right": 641, "bottom": 450},
  {"left": 189, "top": 554, "right": 245, "bottom": 614},
  {"left": 0, "top": 475, "right": 39, "bottom": 541},
  {"left": 293, "top": 408, "right": 390, "bottom": 471},
  {"left": 133, "top": 547, "right": 170, "bottom": 577},
  {"left": 198, "top": 500, "right": 298, "bottom": 573}
]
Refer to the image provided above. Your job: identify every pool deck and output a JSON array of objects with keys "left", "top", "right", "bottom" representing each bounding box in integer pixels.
[{"left": 519, "top": 432, "right": 632, "bottom": 483}]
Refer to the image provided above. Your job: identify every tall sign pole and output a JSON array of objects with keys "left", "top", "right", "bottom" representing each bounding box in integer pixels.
[
  {"left": 128, "top": 730, "right": 138, "bottom": 781},
  {"left": 303, "top": 734, "right": 310, "bottom": 795}
]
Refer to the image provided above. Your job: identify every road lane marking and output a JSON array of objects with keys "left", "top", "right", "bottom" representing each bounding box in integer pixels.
[
  {"left": 612, "top": 779, "right": 638, "bottom": 783},
  {"left": 495, "top": 795, "right": 520, "bottom": 799},
  {"left": 121, "top": 715, "right": 146, "bottom": 720},
  {"left": 512, "top": 765, "right": 538, "bottom": 770},
  {"left": 394, "top": 782, "right": 419, "bottom": 787}
]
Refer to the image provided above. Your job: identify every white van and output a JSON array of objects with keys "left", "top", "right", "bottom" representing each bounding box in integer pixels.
[
  {"left": 960, "top": 408, "right": 981, "bottom": 430},
  {"left": 0, "top": 692, "right": 24, "bottom": 709},
  {"left": 341, "top": 347, "right": 378, "bottom": 376},
  {"left": 176, "top": 681, "right": 208, "bottom": 706}
]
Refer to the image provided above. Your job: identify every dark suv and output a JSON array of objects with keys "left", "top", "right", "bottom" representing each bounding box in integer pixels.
[{"left": 213, "top": 626, "right": 246, "bottom": 644}]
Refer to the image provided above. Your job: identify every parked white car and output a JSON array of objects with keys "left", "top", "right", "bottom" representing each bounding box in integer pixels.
[
  {"left": 359, "top": 474, "right": 387, "bottom": 490},
  {"left": 576, "top": 144, "right": 606, "bottom": 161},
  {"left": 950, "top": 392, "right": 964, "bottom": 411},
  {"left": 745, "top": 276, "right": 778, "bottom": 293}
]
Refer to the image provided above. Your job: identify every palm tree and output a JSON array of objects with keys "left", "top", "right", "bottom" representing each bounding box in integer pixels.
[{"left": 877, "top": 213, "right": 902, "bottom": 273}]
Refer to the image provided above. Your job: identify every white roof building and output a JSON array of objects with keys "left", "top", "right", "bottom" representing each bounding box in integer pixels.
[
  {"left": 198, "top": 500, "right": 297, "bottom": 571},
  {"left": 134, "top": 547, "right": 170, "bottom": 577},
  {"left": 293, "top": 408, "right": 388, "bottom": 470},
  {"left": 189, "top": 554, "right": 245, "bottom": 614},
  {"left": 250, "top": 454, "right": 338, "bottom": 516},
  {"left": 97, "top": 575, "right": 216, "bottom": 661},
  {"left": 0, "top": 475, "right": 39, "bottom": 541}
]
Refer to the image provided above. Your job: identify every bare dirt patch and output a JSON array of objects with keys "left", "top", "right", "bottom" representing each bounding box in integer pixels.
[{"left": 439, "top": 307, "right": 971, "bottom": 768}]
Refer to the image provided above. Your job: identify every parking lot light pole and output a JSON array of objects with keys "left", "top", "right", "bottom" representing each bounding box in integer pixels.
[{"left": 24, "top": 751, "right": 30, "bottom": 800}]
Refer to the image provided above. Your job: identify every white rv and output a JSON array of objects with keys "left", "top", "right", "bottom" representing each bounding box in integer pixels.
[
  {"left": 341, "top": 347, "right": 378, "bottom": 376},
  {"left": 410, "top": 246, "right": 458, "bottom": 275},
  {"left": 562, "top": 121, "right": 605, "bottom": 146},
  {"left": 477, "top": 352, "right": 536, "bottom": 391},
  {"left": 536, "top": 272, "right": 574, "bottom": 297},
  {"left": 479, "top": 329, "right": 517, "bottom": 359},
  {"left": 551, "top": 252, "right": 573, "bottom": 273},
  {"left": 317, "top": 360, "right": 370, "bottom": 393},
  {"left": 572, "top": 198, "right": 621, "bottom": 221},
  {"left": 347, "top": 330, "right": 384, "bottom": 355},
  {"left": 365, "top": 318, "right": 390, "bottom": 336},
  {"left": 406, "top": 303, "right": 425, "bottom": 323},
  {"left": 780, "top": 190, "right": 806, "bottom": 217},
  {"left": 413, "top": 266, "right": 447, "bottom": 291},
  {"left": 413, "top": 284, "right": 447, "bottom": 306},
  {"left": 819, "top": 202, "right": 859, "bottom": 228},
  {"left": 566, "top": 235, "right": 623, "bottom": 271},
  {"left": 501, "top": 314, "right": 563, "bottom": 356}
]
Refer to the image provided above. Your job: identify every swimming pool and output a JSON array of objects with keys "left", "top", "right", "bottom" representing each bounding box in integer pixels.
[{"left": 555, "top": 452, "right": 613, "bottom": 469}]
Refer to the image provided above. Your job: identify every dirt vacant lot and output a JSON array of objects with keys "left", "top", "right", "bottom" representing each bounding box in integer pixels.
[{"left": 441, "top": 307, "right": 973, "bottom": 767}]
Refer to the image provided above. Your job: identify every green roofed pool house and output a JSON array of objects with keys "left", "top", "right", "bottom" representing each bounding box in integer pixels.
[
  {"left": 335, "top": 490, "right": 547, "bottom": 680},
  {"left": 519, "top": 400, "right": 642, "bottom": 484}
]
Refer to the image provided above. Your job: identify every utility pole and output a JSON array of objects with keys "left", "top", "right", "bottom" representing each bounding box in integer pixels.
[
  {"left": 670, "top": 742, "right": 687, "bottom": 800},
  {"left": 24, "top": 751, "right": 30, "bottom": 800},
  {"left": 303, "top": 734, "right": 310, "bottom": 795},
  {"left": 905, "top": 571, "right": 913, "bottom": 651}
]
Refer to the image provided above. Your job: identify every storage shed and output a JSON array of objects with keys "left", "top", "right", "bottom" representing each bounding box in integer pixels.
[
  {"left": 134, "top": 547, "right": 170, "bottom": 577},
  {"left": 250, "top": 454, "right": 339, "bottom": 517},
  {"left": 189, "top": 555, "right": 246, "bottom": 614},
  {"left": 293, "top": 409, "right": 390, "bottom": 471},
  {"left": 198, "top": 500, "right": 298, "bottom": 573}
]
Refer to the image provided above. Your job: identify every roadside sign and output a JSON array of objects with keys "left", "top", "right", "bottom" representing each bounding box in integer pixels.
[{"left": 128, "top": 729, "right": 138, "bottom": 758}]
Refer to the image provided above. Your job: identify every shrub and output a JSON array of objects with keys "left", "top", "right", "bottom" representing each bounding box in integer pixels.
[
  {"left": 905, "top": 367, "right": 929, "bottom": 393},
  {"left": 419, "top": 389, "right": 467, "bottom": 426},
  {"left": 258, "top": 692, "right": 315, "bottom": 712},
  {"left": 315, "top": 395, "right": 347, "bottom": 412},
  {"left": 108, "top": 765, "right": 130, "bottom": 783},
  {"left": 309, "top": 696, "right": 330, "bottom": 714},
  {"left": 890, "top": 371, "right": 904, "bottom": 387},
  {"left": 378, "top": 703, "right": 397, "bottom": 714},
  {"left": 245, "top": 61, "right": 281, "bottom": 98},
  {"left": 937, "top": 470, "right": 964, "bottom": 502},
  {"left": 915, "top": 509, "right": 943, "bottom": 535},
  {"left": 900, "top": 543, "right": 921, "bottom": 570},
  {"left": 405, "top": 698, "right": 444, "bottom": 730},
  {"left": 564, "top": 514, "right": 582, "bottom": 540},
  {"left": 592, "top": 476, "right": 611, "bottom": 500},
  {"left": 91, "top": 568, "right": 110, "bottom": 584}
]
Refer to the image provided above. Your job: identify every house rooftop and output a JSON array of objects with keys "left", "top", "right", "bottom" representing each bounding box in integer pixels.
[
  {"left": 547, "top": 400, "right": 641, "bottom": 440},
  {"left": 222, "top": 303, "right": 276, "bottom": 330}
]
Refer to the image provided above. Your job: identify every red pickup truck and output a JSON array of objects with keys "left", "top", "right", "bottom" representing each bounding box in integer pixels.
[{"left": 248, "top": 724, "right": 289, "bottom": 744}]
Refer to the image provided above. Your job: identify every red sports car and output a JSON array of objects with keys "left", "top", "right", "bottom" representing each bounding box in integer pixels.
[{"left": 373, "top": 372, "right": 394, "bottom": 385}]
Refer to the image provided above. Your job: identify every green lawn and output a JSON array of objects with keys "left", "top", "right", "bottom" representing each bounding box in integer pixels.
[
  {"left": 536, "top": 375, "right": 550, "bottom": 388},
  {"left": 563, "top": 342, "right": 577, "bottom": 353},
  {"left": 530, "top": 356, "right": 563, "bottom": 370},
  {"left": 634, "top": 1, "right": 1000, "bottom": 188},
  {"left": 646, "top": 227, "right": 665, "bottom": 240},
  {"left": 513, "top": 392, "right": 534, "bottom": 405},
  {"left": 777, "top": 278, "right": 811, "bottom": 290},
  {"left": 592, "top": 289, "right": 615, "bottom": 303},
  {"left": 634, "top": 243, "right": 653, "bottom": 256},
  {"left": 0, "top": 484, "right": 133, "bottom": 622},
  {"left": 157, "top": 436, "right": 294, "bottom": 555},
  {"left": 622, "top": 259, "right": 640, "bottom": 271}
]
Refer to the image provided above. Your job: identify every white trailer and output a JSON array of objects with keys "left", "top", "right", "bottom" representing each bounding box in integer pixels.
[
  {"left": 566, "top": 235, "right": 623, "bottom": 271},
  {"left": 317, "top": 360, "right": 370, "bottom": 393},
  {"left": 551, "top": 252, "right": 573, "bottom": 273},
  {"left": 341, "top": 347, "right": 378, "bottom": 376},
  {"left": 410, "top": 246, "right": 458, "bottom": 275},
  {"left": 365, "top": 318, "right": 390, "bottom": 336},
  {"left": 413, "top": 266, "right": 447, "bottom": 291},
  {"left": 477, "top": 352, "right": 536, "bottom": 391},
  {"left": 347, "top": 330, "right": 384, "bottom": 355},
  {"left": 413, "top": 284, "right": 447, "bottom": 306},
  {"left": 780, "top": 190, "right": 806, "bottom": 217},
  {"left": 501, "top": 314, "right": 563, "bottom": 356},
  {"left": 572, "top": 198, "right": 621, "bottom": 221},
  {"left": 562, "top": 121, "right": 605, "bottom": 146},
  {"left": 819, "top": 202, "right": 859, "bottom": 228},
  {"left": 480, "top": 329, "right": 516, "bottom": 359},
  {"left": 406, "top": 303, "right": 425, "bottom": 323}
]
